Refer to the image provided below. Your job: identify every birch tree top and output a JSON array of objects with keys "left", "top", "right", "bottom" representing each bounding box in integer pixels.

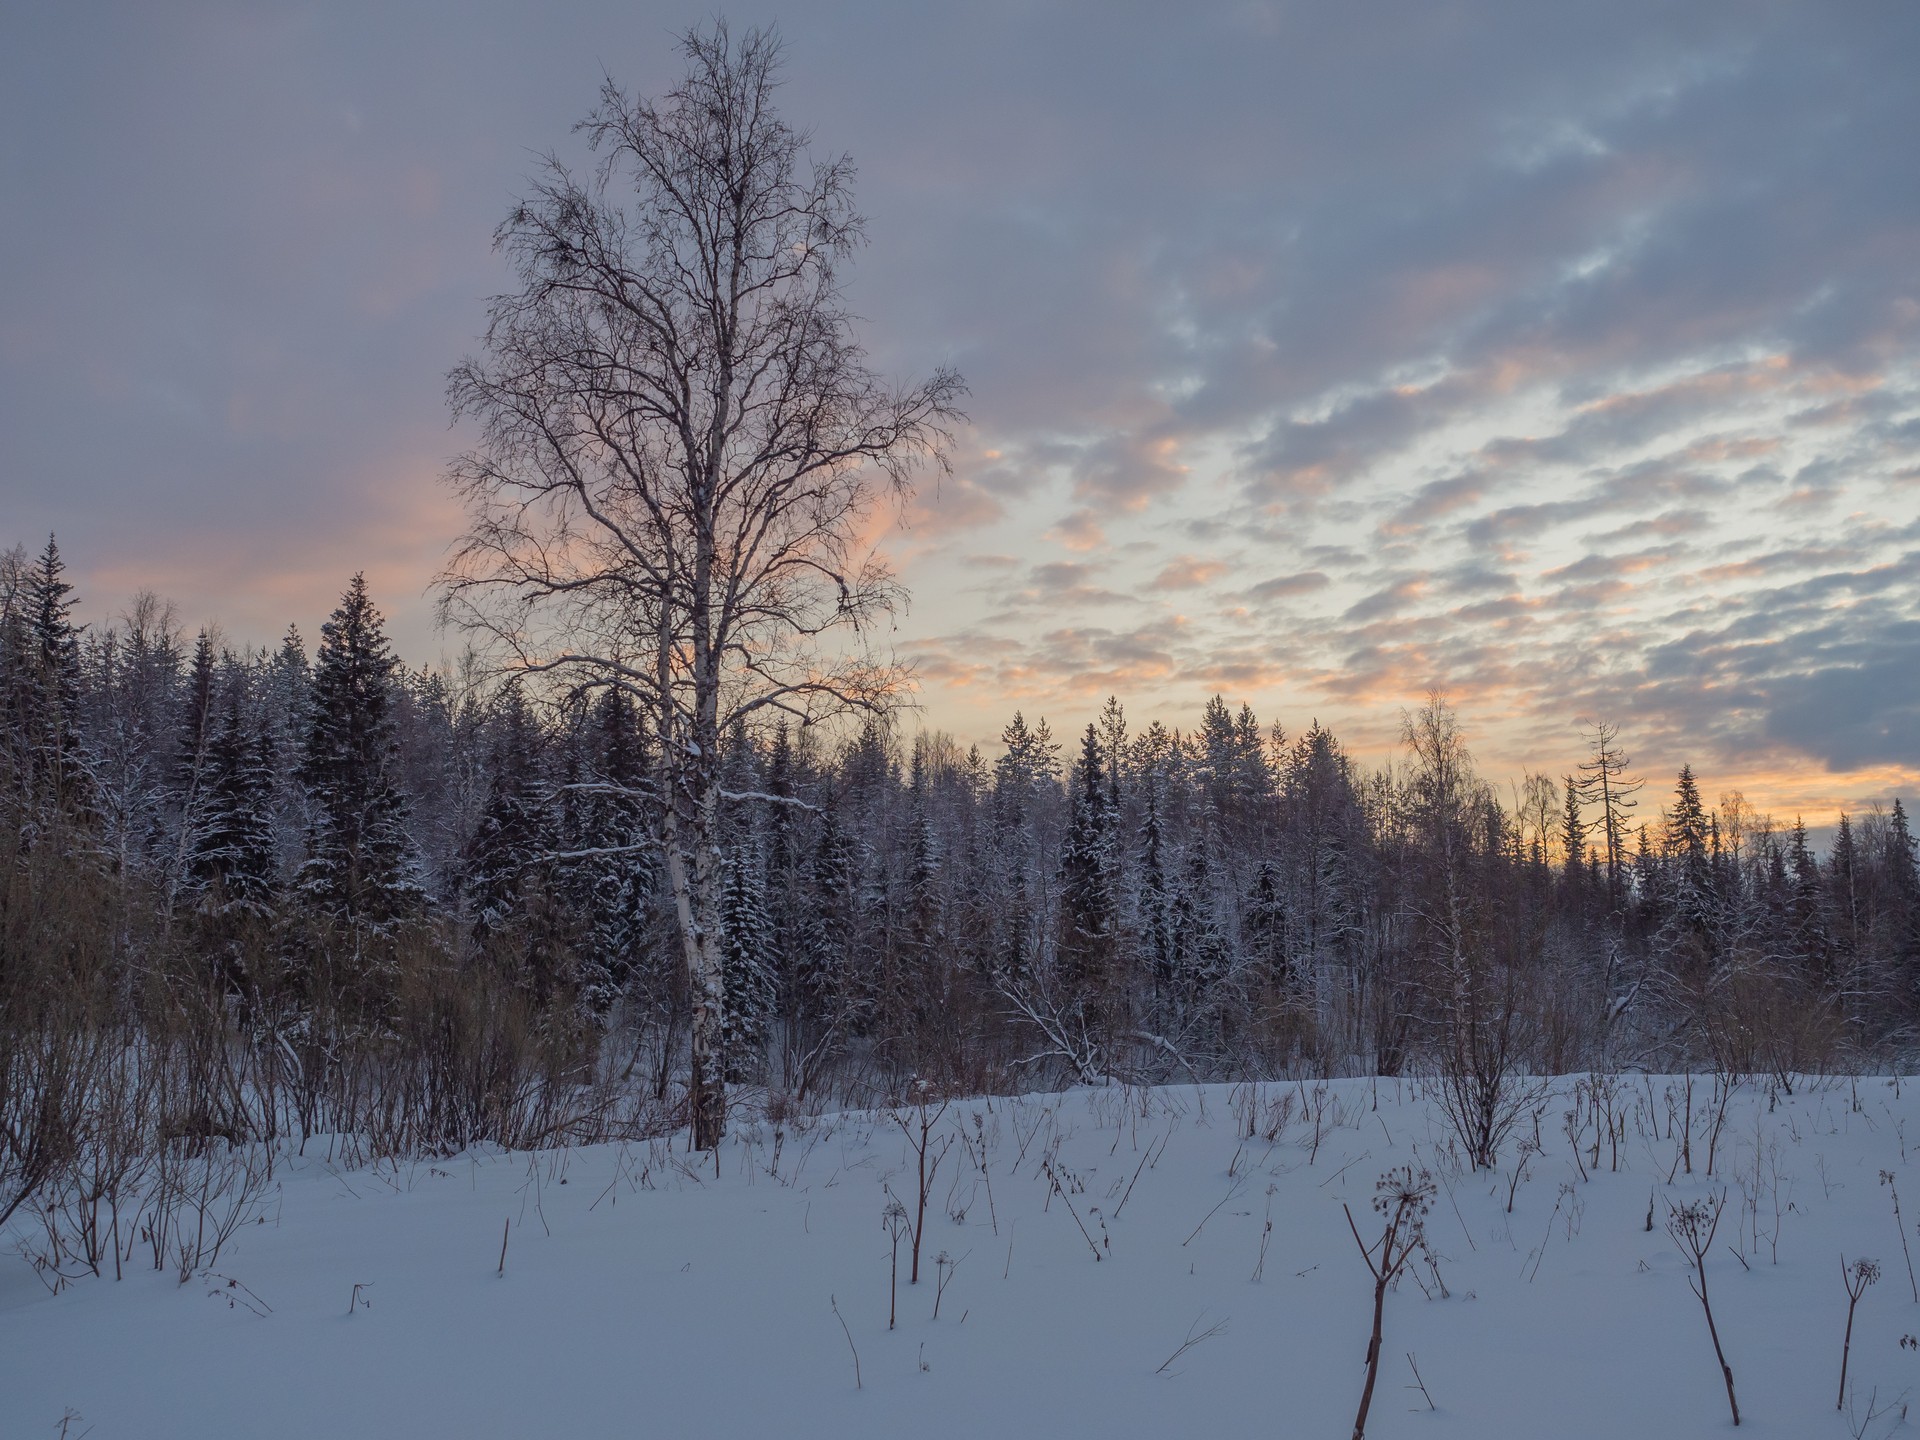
[{"left": 440, "top": 22, "right": 962, "bottom": 743}]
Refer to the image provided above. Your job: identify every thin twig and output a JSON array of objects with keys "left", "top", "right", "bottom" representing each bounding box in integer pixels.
[
  {"left": 1405, "top": 1353, "right": 1436, "bottom": 1411},
  {"left": 829, "top": 1294, "right": 861, "bottom": 1390},
  {"left": 1183, "top": 1178, "right": 1246, "bottom": 1247},
  {"left": 1156, "top": 1311, "right": 1230, "bottom": 1375}
]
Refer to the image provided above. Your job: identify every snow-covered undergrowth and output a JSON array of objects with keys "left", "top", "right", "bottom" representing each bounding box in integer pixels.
[{"left": 6, "top": 1076, "right": 1920, "bottom": 1438}]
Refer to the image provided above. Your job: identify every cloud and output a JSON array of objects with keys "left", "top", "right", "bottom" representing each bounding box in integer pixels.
[
  {"left": 1246, "top": 571, "right": 1331, "bottom": 602},
  {"left": 903, "top": 469, "right": 1006, "bottom": 536},
  {"left": 1765, "top": 648, "right": 1920, "bottom": 771},
  {"left": 1343, "top": 576, "right": 1430, "bottom": 623},
  {"left": 6, "top": 0, "right": 1919, "bottom": 816},
  {"left": 1043, "top": 509, "right": 1107, "bottom": 552},
  {"left": 1148, "top": 555, "right": 1230, "bottom": 591}
]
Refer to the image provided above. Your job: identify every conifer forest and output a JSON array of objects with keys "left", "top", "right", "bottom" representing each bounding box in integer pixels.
[{"left": 5, "top": 530, "right": 1916, "bottom": 1224}]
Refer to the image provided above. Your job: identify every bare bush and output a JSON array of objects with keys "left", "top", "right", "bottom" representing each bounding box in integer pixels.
[
  {"left": 1426, "top": 961, "right": 1549, "bottom": 1170},
  {"left": 888, "top": 1079, "right": 953, "bottom": 1285}
]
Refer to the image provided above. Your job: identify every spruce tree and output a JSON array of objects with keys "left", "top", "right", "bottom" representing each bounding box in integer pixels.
[
  {"left": 1229, "top": 701, "right": 1274, "bottom": 830},
  {"left": 3, "top": 536, "right": 89, "bottom": 816},
  {"left": 798, "top": 799, "right": 855, "bottom": 1034},
  {"left": 1059, "top": 723, "right": 1115, "bottom": 989},
  {"left": 1170, "top": 841, "right": 1228, "bottom": 1018},
  {"left": 1096, "top": 695, "right": 1128, "bottom": 805},
  {"left": 1244, "top": 857, "right": 1288, "bottom": 991},
  {"left": 760, "top": 723, "right": 814, "bottom": 1025},
  {"left": 898, "top": 765, "right": 943, "bottom": 1030},
  {"left": 1828, "top": 814, "right": 1861, "bottom": 964},
  {"left": 189, "top": 673, "right": 279, "bottom": 917},
  {"left": 177, "top": 630, "right": 218, "bottom": 787},
  {"left": 991, "top": 711, "right": 1051, "bottom": 982},
  {"left": 1888, "top": 799, "right": 1920, "bottom": 985},
  {"left": 572, "top": 688, "right": 656, "bottom": 1012},
  {"left": 1560, "top": 773, "right": 1587, "bottom": 889},
  {"left": 1631, "top": 823, "right": 1659, "bottom": 912},
  {"left": 1283, "top": 721, "right": 1363, "bottom": 976},
  {"left": 1137, "top": 781, "right": 1174, "bottom": 1000},
  {"left": 297, "top": 575, "right": 422, "bottom": 929},
  {"left": 465, "top": 684, "right": 582, "bottom": 1001},
  {"left": 1198, "top": 695, "right": 1236, "bottom": 820},
  {"left": 1890, "top": 800, "right": 1919, "bottom": 899},
  {"left": 907, "top": 795, "right": 941, "bottom": 944},
  {"left": 463, "top": 683, "right": 544, "bottom": 937},
  {"left": 1663, "top": 765, "right": 1713, "bottom": 935},
  {"left": 1787, "top": 818, "right": 1834, "bottom": 985},
  {"left": 169, "top": 629, "right": 220, "bottom": 893},
  {"left": 719, "top": 825, "right": 773, "bottom": 1082},
  {"left": 265, "top": 626, "right": 312, "bottom": 871}
]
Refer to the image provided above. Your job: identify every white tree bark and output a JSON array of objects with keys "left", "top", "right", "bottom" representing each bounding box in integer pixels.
[{"left": 439, "top": 23, "right": 962, "bottom": 1147}]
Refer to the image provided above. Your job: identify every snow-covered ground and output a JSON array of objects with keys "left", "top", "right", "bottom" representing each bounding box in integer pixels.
[{"left": 6, "top": 1076, "right": 1920, "bottom": 1438}]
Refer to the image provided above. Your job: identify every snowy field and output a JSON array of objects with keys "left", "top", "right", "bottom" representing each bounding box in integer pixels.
[{"left": 6, "top": 1076, "right": 1920, "bottom": 1438}]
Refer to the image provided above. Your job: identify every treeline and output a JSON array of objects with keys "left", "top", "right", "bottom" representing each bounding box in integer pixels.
[{"left": 5, "top": 536, "right": 1920, "bottom": 1215}]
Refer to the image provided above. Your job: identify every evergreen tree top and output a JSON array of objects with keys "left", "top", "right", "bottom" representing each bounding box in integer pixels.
[
  {"left": 299, "top": 574, "right": 403, "bottom": 796},
  {"left": 1664, "top": 765, "right": 1708, "bottom": 861},
  {"left": 28, "top": 533, "right": 83, "bottom": 663}
]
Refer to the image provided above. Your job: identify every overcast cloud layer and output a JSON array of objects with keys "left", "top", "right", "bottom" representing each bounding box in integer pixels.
[{"left": 3, "top": 2, "right": 1916, "bottom": 818}]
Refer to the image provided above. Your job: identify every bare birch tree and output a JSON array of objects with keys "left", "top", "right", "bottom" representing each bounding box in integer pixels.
[{"left": 439, "top": 22, "right": 963, "bottom": 1149}]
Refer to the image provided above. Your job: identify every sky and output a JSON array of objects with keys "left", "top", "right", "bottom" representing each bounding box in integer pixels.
[{"left": 3, "top": 2, "right": 1917, "bottom": 825}]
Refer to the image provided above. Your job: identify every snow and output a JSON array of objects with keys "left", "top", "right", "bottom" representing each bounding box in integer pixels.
[{"left": 5, "top": 1076, "right": 1918, "bottom": 1438}]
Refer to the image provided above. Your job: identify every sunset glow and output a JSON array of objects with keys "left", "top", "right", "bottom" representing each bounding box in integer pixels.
[{"left": 4, "top": 3, "right": 1915, "bottom": 827}]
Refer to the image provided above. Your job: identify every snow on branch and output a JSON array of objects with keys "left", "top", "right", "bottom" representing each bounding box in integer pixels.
[{"left": 718, "top": 788, "right": 822, "bottom": 813}]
